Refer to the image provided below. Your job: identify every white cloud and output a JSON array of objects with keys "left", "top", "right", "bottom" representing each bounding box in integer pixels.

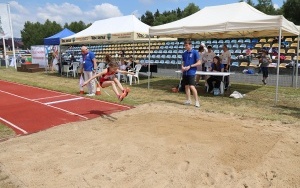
[
  {"left": 273, "top": 3, "right": 279, "bottom": 10},
  {"left": 7, "top": 2, "right": 123, "bottom": 38},
  {"left": 85, "top": 3, "right": 123, "bottom": 20},
  {"left": 9, "top": 1, "right": 28, "bottom": 14}
]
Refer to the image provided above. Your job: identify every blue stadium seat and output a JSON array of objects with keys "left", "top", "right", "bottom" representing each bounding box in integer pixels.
[
  {"left": 151, "top": 54, "right": 156, "bottom": 59},
  {"left": 212, "top": 40, "right": 218, "bottom": 44},
  {"left": 158, "top": 50, "right": 162, "bottom": 54},
  {"left": 168, "top": 50, "right": 172, "bottom": 54},
  {"left": 159, "top": 46, "right": 164, "bottom": 49},
  {"left": 155, "top": 60, "right": 159, "bottom": 64},
  {"left": 235, "top": 49, "right": 242, "bottom": 54},
  {"left": 231, "top": 39, "right": 237, "bottom": 44},
  {"left": 166, "top": 42, "right": 171, "bottom": 45},
  {"left": 251, "top": 38, "right": 258, "bottom": 43},
  {"left": 161, "top": 54, "right": 166, "bottom": 59},
  {"left": 219, "top": 44, "right": 224, "bottom": 49},
  {"left": 237, "top": 39, "right": 244, "bottom": 43},
  {"left": 244, "top": 39, "right": 251, "bottom": 43},
  {"left": 195, "top": 41, "right": 201, "bottom": 44},
  {"left": 173, "top": 50, "right": 178, "bottom": 54},
  {"left": 224, "top": 39, "right": 230, "bottom": 44},
  {"left": 240, "top": 44, "right": 247, "bottom": 49},
  {"left": 226, "top": 44, "right": 232, "bottom": 49},
  {"left": 177, "top": 54, "right": 182, "bottom": 59},
  {"left": 166, "top": 54, "right": 172, "bottom": 59},
  {"left": 171, "top": 60, "right": 176, "bottom": 64},
  {"left": 140, "top": 60, "right": 145, "bottom": 63},
  {"left": 214, "top": 50, "right": 220, "bottom": 54},
  {"left": 163, "top": 50, "right": 167, "bottom": 54},
  {"left": 165, "top": 60, "right": 171, "bottom": 64},
  {"left": 212, "top": 44, "right": 219, "bottom": 49},
  {"left": 159, "top": 60, "right": 164, "bottom": 64},
  {"left": 195, "top": 45, "right": 200, "bottom": 49},
  {"left": 171, "top": 55, "right": 177, "bottom": 59},
  {"left": 177, "top": 60, "right": 182, "bottom": 64},
  {"left": 218, "top": 40, "right": 224, "bottom": 44},
  {"left": 229, "top": 49, "right": 234, "bottom": 54},
  {"left": 178, "top": 50, "right": 184, "bottom": 54},
  {"left": 232, "top": 44, "right": 239, "bottom": 49},
  {"left": 231, "top": 55, "right": 237, "bottom": 60},
  {"left": 206, "top": 40, "right": 211, "bottom": 44},
  {"left": 231, "top": 61, "right": 239, "bottom": 67},
  {"left": 169, "top": 45, "right": 174, "bottom": 49},
  {"left": 170, "top": 41, "right": 175, "bottom": 45},
  {"left": 156, "top": 54, "right": 161, "bottom": 59}
]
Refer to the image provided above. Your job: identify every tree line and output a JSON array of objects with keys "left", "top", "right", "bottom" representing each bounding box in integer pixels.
[{"left": 21, "top": 0, "right": 300, "bottom": 48}]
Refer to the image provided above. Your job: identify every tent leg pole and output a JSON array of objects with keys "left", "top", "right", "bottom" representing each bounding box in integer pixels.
[
  {"left": 295, "top": 35, "right": 299, "bottom": 89},
  {"left": 275, "top": 28, "right": 282, "bottom": 105},
  {"left": 8, "top": 4, "right": 16, "bottom": 69},
  {"left": 3, "top": 38, "right": 7, "bottom": 68},
  {"left": 147, "top": 35, "right": 151, "bottom": 89}
]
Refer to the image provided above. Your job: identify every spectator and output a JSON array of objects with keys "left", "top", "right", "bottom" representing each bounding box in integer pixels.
[
  {"left": 80, "top": 46, "right": 97, "bottom": 96},
  {"left": 207, "top": 56, "right": 224, "bottom": 93},
  {"left": 195, "top": 45, "right": 205, "bottom": 85},
  {"left": 246, "top": 48, "right": 252, "bottom": 66},
  {"left": 181, "top": 39, "right": 202, "bottom": 107},
  {"left": 219, "top": 44, "right": 231, "bottom": 89},
  {"left": 259, "top": 49, "right": 272, "bottom": 85}
]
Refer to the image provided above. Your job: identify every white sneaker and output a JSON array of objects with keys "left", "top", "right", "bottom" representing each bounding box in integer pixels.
[
  {"left": 184, "top": 100, "right": 192, "bottom": 105},
  {"left": 86, "top": 93, "right": 95, "bottom": 97},
  {"left": 195, "top": 101, "right": 200, "bottom": 108}
]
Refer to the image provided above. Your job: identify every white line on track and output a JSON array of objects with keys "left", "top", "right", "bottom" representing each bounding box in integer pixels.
[
  {"left": 44, "top": 97, "right": 83, "bottom": 105},
  {"left": 0, "top": 90, "right": 88, "bottom": 120},
  {"left": 0, "top": 117, "right": 28, "bottom": 134},
  {"left": 0, "top": 80, "right": 132, "bottom": 109},
  {"left": 32, "top": 94, "right": 70, "bottom": 101}
]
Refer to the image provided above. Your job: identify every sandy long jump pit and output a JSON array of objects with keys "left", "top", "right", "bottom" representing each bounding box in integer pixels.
[{"left": 0, "top": 102, "right": 299, "bottom": 187}]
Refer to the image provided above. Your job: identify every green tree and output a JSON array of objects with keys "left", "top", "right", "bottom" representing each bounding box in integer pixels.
[
  {"left": 64, "top": 21, "right": 90, "bottom": 33},
  {"left": 255, "top": 0, "right": 277, "bottom": 15},
  {"left": 141, "top": 11, "right": 154, "bottom": 26},
  {"left": 282, "top": 0, "right": 300, "bottom": 25},
  {"left": 182, "top": 3, "right": 200, "bottom": 17},
  {"left": 21, "top": 21, "right": 44, "bottom": 48},
  {"left": 154, "top": 9, "right": 160, "bottom": 20}
]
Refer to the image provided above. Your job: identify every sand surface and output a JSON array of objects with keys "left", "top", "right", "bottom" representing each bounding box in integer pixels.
[{"left": 0, "top": 102, "right": 299, "bottom": 188}]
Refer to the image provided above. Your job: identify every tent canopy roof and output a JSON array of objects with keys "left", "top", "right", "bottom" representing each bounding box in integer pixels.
[
  {"left": 44, "top": 28, "right": 75, "bottom": 45},
  {"left": 62, "top": 15, "right": 150, "bottom": 44},
  {"left": 149, "top": 2, "right": 299, "bottom": 39}
]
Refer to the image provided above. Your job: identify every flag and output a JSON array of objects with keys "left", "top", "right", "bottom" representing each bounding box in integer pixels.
[{"left": 0, "top": 3, "right": 12, "bottom": 38}]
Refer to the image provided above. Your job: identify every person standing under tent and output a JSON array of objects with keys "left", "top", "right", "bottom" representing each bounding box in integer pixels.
[
  {"left": 219, "top": 44, "right": 231, "bottom": 90},
  {"left": 259, "top": 49, "right": 272, "bottom": 85},
  {"left": 181, "top": 39, "right": 202, "bottom": 108},
  {"left": 80, "top": 46, "right": 97, "bottom": 96},
  {"left": 202, "top": 45, "right": 216, "bottom": 89},
  {"left": 195, "top": 45, "right": 205, "bottom": 85}
]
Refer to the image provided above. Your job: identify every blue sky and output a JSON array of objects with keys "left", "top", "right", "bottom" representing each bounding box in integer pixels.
[{"left": 0, "top": 0, "right": 284, "bottom": 37}]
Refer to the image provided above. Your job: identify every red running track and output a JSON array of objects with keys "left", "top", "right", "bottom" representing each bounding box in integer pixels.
[{"left": 0, "top": 80, "right": 132, "bottom": 135}]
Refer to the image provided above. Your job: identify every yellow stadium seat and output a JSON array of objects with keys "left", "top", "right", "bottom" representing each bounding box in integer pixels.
[{"left": 240, "top": 62, "right": 248, "bottom": 67}]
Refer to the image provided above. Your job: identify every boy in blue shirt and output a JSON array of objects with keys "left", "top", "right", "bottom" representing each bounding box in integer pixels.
[{"left": 182, "top": 39, "right": 202, "bottom": 107}]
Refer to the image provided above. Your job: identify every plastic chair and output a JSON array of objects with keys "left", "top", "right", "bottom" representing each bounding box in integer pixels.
[
  {"left": 96, "top": 62, "right": 106, "bottom": 73},
  {"left": 127, "top": 64, "right": 142, "bottom": 85}
]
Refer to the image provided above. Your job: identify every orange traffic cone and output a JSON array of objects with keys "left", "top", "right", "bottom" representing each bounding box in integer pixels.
[
  {"left": 79, "top": 86, "right": 84, "bottom": 95},
  {"left": 79, "top": 74, "right": 84, "bottom": 95},
  {"left": 96, "top": 82, "right": 101, "bottom": 95}
]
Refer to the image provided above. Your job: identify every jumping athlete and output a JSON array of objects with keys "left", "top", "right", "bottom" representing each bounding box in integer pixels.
[{"left": 82, "top": 62, "right": 133, "bottom": 101}]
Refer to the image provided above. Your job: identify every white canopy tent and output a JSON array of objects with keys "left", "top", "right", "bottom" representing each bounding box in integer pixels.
[
  {"left": 61, "top": 15, "right": 167, "bottom": 44},
  {"left": 149, "top": 2, "right": 300, "bottom": 103}
]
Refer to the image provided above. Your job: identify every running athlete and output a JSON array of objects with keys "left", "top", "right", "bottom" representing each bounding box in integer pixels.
[{"left": 82, "top": 62, "right": 133, "bottom": 101}]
